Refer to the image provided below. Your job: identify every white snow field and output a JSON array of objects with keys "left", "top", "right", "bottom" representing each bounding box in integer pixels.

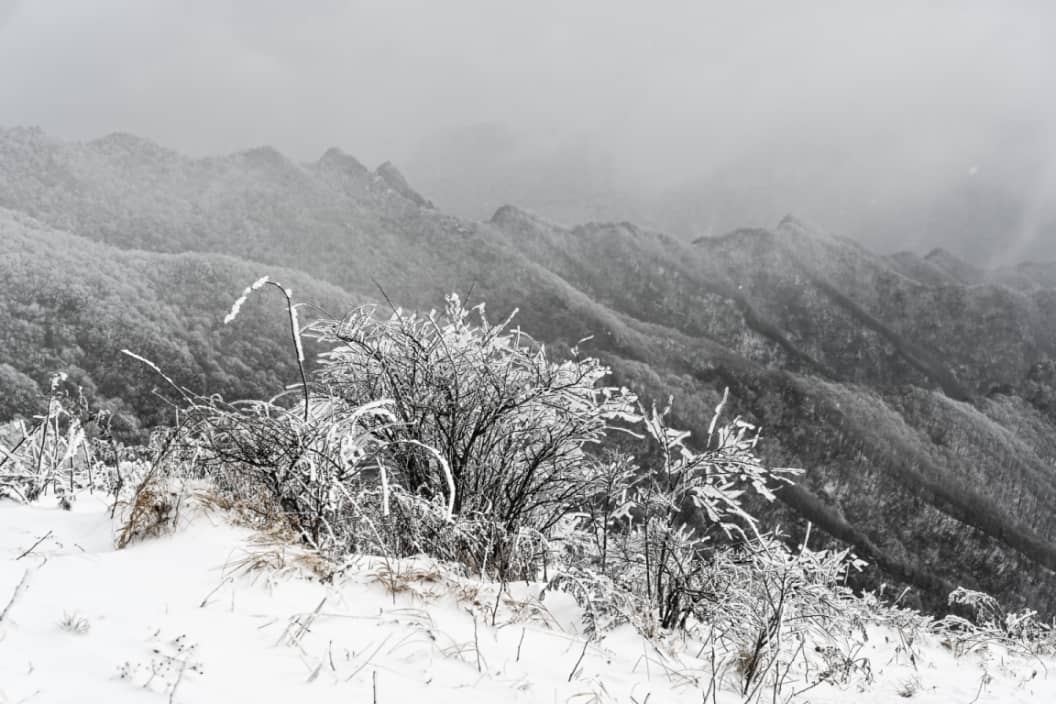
[{"left": 1, "top": 494, "right": 1053, "bottom": 704}]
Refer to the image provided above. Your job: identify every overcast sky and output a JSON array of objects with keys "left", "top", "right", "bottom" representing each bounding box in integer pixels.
[{"left": 1, "top": 0, "right": 1053, "bottom": 261}]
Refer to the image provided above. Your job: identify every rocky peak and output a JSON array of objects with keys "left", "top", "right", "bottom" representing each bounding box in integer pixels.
[
  {"left": 236, "top": 145, "right": 292, "bottom": 170},
  {"left": 374, "top": 161, "right": 432, "bottom": 208},
  {"left": 775, "top": 214, "right": 862, "bottom": 251},
  {"left": 924, "top": 248, "right": 983, "bottom": 285},
  {"left": 316, "top": 147, "right": 370, "bottom": 176},
  {"left": 776, "top": 213, "right": 813, "bottom": 234},
  {"left": 490, "top": 204, "right": 551, "bottom": 229}
]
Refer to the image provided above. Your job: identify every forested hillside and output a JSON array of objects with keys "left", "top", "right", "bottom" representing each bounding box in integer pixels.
[{"left": 0, "top": 208, "right": 357, "bottom": 433}]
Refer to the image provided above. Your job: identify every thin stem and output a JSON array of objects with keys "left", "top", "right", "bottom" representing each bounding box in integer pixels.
[{"left": 266, "top": 281, "right": 310, "bottom": 424}]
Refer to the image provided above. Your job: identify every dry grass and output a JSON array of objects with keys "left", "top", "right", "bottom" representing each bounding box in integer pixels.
[
  {"left": 228, "top": 533, "right": 332, "bottom": 581},
  {"left": 115, "top": 475, "right": 184, "bottom": 549},
  {"left": 370, "top": 561, "right": 447, "bottom": 600}
]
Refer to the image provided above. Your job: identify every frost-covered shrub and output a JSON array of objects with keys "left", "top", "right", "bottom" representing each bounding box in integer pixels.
[
  {"left": 933, "top": 586, "right": 1056, "bottom": 655},
  {"left": 138, "top": 285, "right": 811, "bottom": 614},
  {"left": 0, "top": 374, "right": 118, "bottom": 504},
  {"left": 178, "top": 394, "right": 397, "bottom": 552},
  {"left": 559, "top": 393, "right": 802, "bottom": 631},
  {"left": 164, "top": 289, "right": 636, "bottom": 577},
  {"left": 310, "top": 293, "right": 638, "bottom": 533},
  {"left": 349, "top": 484, "right": 548, "bottom": 580},
  {"left": 179, "top": 388, "right": 554, "bottom": 576}
]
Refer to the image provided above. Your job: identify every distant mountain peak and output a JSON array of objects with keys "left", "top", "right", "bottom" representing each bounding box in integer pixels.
[
  {"left": 775, "top": 214, "right": 850, "bottom": 244},
  {"left": 82, "top": 132, "right": 186, "bottom": 170},
  {"left": 375, "top": 161, "right": 432, "bottom": 208},
  {"left": 236, "top": 145, "right": 292, "bottom": 168},
  {"left": 91, "top": 131, "right": 154, "bottom": 148},
  {"left": 924, "top": 247, "right": 954, "bottom": 260},
  {"left": 924, "top": 247, "right": 983, "bottom": 285},
  {"left": 316, "top": 147, "right": 369, "bottom": 175},
  {"left": 776, "top": 214, "right": 812, "bottom": 233},
  {"left": 490, "top": 204, "right": 550, "bottom": 228}
]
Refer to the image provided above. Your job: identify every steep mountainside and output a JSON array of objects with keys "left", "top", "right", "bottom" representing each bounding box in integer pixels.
[
  {"left": 0, "top": 208, "right": 359, "bottom": 432},
  {"left": 1, "top": 127, "right": 1055, "bottom": 616}
]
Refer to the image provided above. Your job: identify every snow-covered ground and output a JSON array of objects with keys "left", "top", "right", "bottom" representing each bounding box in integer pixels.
[{"left": 1, "top": 495, "right": 1053, "bottom": 703}]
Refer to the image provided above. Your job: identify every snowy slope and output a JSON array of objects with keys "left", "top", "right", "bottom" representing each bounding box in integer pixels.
[{"left": 1, "top": 496, "right": 1053, "bottom": 703}]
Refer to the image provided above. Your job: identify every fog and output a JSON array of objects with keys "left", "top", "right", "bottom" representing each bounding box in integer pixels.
[{"left": 1, "top": 0, "right": 1053, "bottom": 264}]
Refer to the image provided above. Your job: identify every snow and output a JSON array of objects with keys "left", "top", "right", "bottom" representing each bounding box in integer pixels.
[{"left": 1, "top": 496, "right": 1054, "bottom": 703}]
